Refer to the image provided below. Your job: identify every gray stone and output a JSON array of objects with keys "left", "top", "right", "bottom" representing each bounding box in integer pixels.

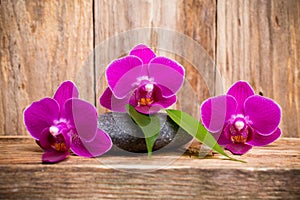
[{"left": 98, "top": 112, "right": 193, "bottom": 153}]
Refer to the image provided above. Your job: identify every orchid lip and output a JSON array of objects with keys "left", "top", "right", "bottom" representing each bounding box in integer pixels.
[
  {"left": 227, "top": 115, "right": 250, "bottom": 144},
  {"left": 53, "top": 142, "right": 68, "bottom": 152},
  {"left": 231, "top": 135, "right": 247, "bottom": 143},
  {"left": 138, "top": 97, "right": 154, "bottom": 106},
  {"left": 51, "top": 134, "right": 69, "bottom": 152}
]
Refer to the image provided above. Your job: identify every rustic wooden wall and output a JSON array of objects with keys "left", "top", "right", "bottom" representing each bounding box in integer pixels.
[
  {"left": 217, "top": 0, "right": 300, "bottom": 137},
  {"left": 0, "top": 0, "right": 94, "bottom": 135},
  {"left": 0, "top": 0, "right": 299, "bottom": 137}
]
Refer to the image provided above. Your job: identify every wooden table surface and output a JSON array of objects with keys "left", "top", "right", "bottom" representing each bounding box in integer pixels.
[{"left": 0, "top": 136, "right": 299, "bottom": 199}]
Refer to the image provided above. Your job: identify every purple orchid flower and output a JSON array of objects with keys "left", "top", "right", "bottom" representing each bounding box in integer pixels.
[
  {"left": 200, "top": 81, "right": 281, "bottom": 155},
  {"left": 100, "top": 44, "right": 185, "bottom": 114},
  {"left": 24, "top": 81, "right": 112, "bottom": 163}
]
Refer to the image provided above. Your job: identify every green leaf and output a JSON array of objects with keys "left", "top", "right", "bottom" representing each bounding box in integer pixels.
[
  {"left": 166, "top": 109, "right": 245, "bottom": 163},
  {"left": 126, "top": 105, "right": 160, "bottom": 158}
]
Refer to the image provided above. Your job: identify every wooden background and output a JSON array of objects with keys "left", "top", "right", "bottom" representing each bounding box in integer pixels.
[{"left": 0, "top": 0, "right": 299, "bottom": 137}]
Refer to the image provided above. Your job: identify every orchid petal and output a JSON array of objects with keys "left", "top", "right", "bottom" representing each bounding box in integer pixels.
[
  {"left": 24, "top": 98, "right": 60, "bottom": 140},
  {"left": 65, "top": 99, "right": 97, "bottom": 142},
  {"left": 148, "top": 56, "right": 185, "bottom": 97},
  {"left": 200, "top": 95, "right": 237, "bottom": 133},
  {"left": 217, "top": 132, "right": 232, "bottom": 145},
  {"left": 60, "top": 128, "right": 71, "bottom": 150},
  {"left": 225, "top": 143, "right": 252, "bottom": 155},
  {"left": 129, "top": 44, "right": 156, "bottom": 64},
  {"left": 42, "top": 151, "right": 69, "bottom": 163},
  {"left": 227, "top": 81, "right": 255, "bottom": 113},
  {"left": 247, "top": 128, "right": 281, "bottom": 146},
  {"left": 135, "top": 105, "right": 162, "bottom": 114},
  {"left": 100, "top": 87, "right": 131, "bottom": 112},
  {"left": 129, "top": 93, "right": 138, "bottom": 107},
  {"left": 153, "top": 95, "right": 177, "bottom": 108},
  {"left": 244, "top": 95, "right": 281, "bottom": 135},
  {"left": 53, "top": 81, "right": 79, "bottom": 116},
  {"left": 156, "top": 84, "right": 175, "bottom": 99},
  {"left": 106, "top": 55, "right": 146, "bottom": 99},
  {"left": 214, "top": 125, "right": 232, "bottom": 145},
  {"left": 71, "top": 129, "right": 112, "bottom": 157},
  {"left": 39, "top": 128, "right": 53, "bottom": 151}
]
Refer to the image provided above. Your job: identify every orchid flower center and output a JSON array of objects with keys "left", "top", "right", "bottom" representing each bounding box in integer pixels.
[
  {"left": 137, "top": 83, "right": 155, "bottom": 106},
  {"left": 228, "top": 116, "right": 250, "bottom": 144},
  {"left": 49, "top": 121, "right": 71, "bottom": 152},
  {"left": 54, "top": 141, "right": 67, "bottom": 151}
]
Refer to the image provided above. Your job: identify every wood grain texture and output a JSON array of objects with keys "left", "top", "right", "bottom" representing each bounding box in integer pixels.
[
  {"left": 175, "top": 0, "right": 216, "bottom": 118},
  {"left": 0, "top": 0, "right": 94, "bottom": 135},
  {"left": 0, "top": 137, "right": 299, "bottom": 199},
  {"left": 217, "top": 0, "right": 300, "bottom": 137}
]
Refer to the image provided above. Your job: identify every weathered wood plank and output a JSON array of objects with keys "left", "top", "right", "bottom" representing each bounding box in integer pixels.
[
  {"left": 175, "top": 0, "right": 216, "bottom": 118},
  {"left": 0, "top": 0, "right": 94, "bottom": 136},
  {"left": 217, "top": 0, "right": 300, "bottom": 137},
  {"left": 0, "top": 137, "right": 299, "bottom": 199},
  {"left": 94, "top": 0, "right": 216, "bottom": 119}
]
